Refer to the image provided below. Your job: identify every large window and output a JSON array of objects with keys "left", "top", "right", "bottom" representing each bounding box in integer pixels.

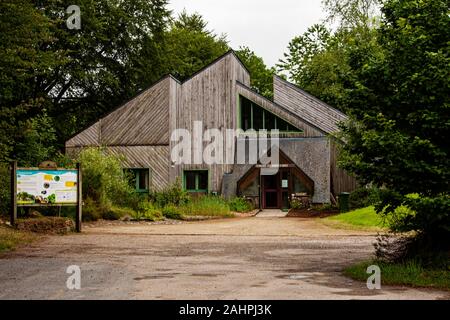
[
  {"left": 239, "top": 96, "right": 302, "bottom": 132},
  {"left": 183, "top": 170, "right": 208, "bottom": 193},
  {"left": 125, "top": 168, "right": 150, "bottom": 193}
]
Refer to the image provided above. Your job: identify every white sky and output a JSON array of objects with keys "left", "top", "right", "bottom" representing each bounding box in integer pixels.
[{"left": 167, "top": 0, "right": 326, "bottom": 68}]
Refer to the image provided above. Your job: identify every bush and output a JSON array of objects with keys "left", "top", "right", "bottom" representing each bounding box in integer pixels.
[
  {"left": 77, "top": 148, "right": 135, "bottom": 208},
  {"left": 311, "top": 203, "right": 339, "bottom": 212},
  {"left": 349, "top": 186, "right": 380, "bottom": 209},
  {"left": 150, "top": 179, "right": 190, "bottom": 208},
  {"left": 228, "top": 197, "right": 253, "bottom": 212},
  {"left": 102, "top": 206, "right": 135, "bottom": 221},
  {"left": 82, "top": 197, "right": 102, "bottom": 221},
  {"left": 162, "top": 205, "right": 184, "bottom": 220},
  {"left": 181, "top": 196, "right": 231, "bottom": 217},
  {"left": 135, "top": 201, "right": 162, "bottom": 221}
]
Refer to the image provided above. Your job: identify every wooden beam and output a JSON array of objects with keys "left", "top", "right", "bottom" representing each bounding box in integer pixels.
[{"left": 10, "top": 161, "right": 17, "bottom": 226}]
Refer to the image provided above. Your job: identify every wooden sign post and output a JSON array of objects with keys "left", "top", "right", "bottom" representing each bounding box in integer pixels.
[{"left": 10, "top": 161, "right": 82, "bottom": 232}]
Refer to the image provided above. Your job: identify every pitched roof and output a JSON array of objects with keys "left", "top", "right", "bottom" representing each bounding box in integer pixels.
[{"left": 273, "top": 75, "right": 347, "bottom": 134}]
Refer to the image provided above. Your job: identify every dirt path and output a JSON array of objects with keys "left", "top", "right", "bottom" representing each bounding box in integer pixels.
[{"left": 0, "top": 217, "right": 448, "bottom": 300}]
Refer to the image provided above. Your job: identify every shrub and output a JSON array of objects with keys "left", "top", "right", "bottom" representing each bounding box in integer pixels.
[
  {"left": 181, "top": 196, "right": 231, "bottom": 217},
  {"left": 312, "top": 203, "right": 339, "bottom": 212},
  {"left": 77, "top": 148, "right": 135, "bottom": 208},
  {"left": 228, "top": 197, "right": 253, "bottom": 212},
  {"left": 82, "top": 197, "right": 102, "bottom": 221},
  {"left": 150, "top": 178, "right": 190, "bottom": 208},
  {"left": 136, "top": 201, "right": 162, "bottom": 221},
  {"left": 102, "top": 206, "right": 135, "bottom": 221},
  {"left": 162, "top": 205, "right": 184, "bottom": 220},
  {"left": 349, "top": 186, "right": 380, "bottom": 209}
]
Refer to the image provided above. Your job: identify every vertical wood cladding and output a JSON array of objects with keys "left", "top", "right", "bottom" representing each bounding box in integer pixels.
[{"left": 330, "top": 140, "right": 358, "bottom": 195}]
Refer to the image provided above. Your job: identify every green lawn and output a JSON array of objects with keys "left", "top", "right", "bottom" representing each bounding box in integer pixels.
[
  {"left": 345, "top": 260, "right": 450, "bottom": 291},
  {"left": 0, "top": 225, "right": 37, "bottom": 253},
  {"left": 322, "top": 206, "right": 387, "bottom": 231}
]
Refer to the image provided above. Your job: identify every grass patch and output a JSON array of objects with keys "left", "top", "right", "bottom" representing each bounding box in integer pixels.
[
  {"left": 344, "top": 260, "right": 450, "bottom": 291},
  {"left": 321, "top": 206, "right": 387, "bottom": 231},
  {"left": 0, "top": 225, "right": 37, "bottom": 253},
  {"left": 181, "top": 196, "right": 233, "bottom": 218}
]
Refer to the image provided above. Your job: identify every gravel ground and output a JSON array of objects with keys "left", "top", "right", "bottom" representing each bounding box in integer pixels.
[{"left": 0, "top": 216, "right": 448, "bottom": 300}]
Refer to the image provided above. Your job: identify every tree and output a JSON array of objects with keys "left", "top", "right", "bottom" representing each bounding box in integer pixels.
[
  {"left": 278, "top": 0, "right": 382, "bottom": 112},
  {"left": 338, "top": 0, "right": 450, "bottom": 249},
  {"left": 162, "top": 11, "right": 229, "bottom": 81},
  {"left": 235, "top": 46, "right": 274, "bottom": 99},
  {"left": 0, "top": 0, "right": 65, "bottom": 163},
  {"left": 0, "top": 0, "right": 172, "bottom": 163},
  {"left": 323, "top": 0, "right": 380, "bottom": 29}
]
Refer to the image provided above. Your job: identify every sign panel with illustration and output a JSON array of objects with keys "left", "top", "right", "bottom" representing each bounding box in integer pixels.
[{"left": 16, "top": 170, "right": 78, "bottom": 205}]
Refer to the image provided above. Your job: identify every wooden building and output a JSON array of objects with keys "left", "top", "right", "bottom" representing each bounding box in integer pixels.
[{"left": 66, "top": 50, "right": 356, "bottom": 209}]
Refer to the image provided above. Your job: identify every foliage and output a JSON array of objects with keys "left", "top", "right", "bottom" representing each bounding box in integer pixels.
[
  {"left": 337, "top": 0, "right": 450, "bottom": 246},
  {"left": 162, "top": 10, "right": 229, "bottom": 81},
  {"left": 82, "top": 197, "right": 102, "bottom": 221},
  {"left": 278, "top": 23, "right": 381, "bottom": 112},
  {"left": 322, "top": 0, "right": 380, "bottom": 29},
  {"left": 0, "top": 225, "right": 37, "bottom": 253},
  {"left": 311, "top": 203, "right": 339, "bottom": 212},
  {"left": 77, "top": 148, "right": 135, "bottom": 208},
  {"left": 149, "top": 179, "right": 190, "bottom": 208},
  {"left": 349, "top": 186, "right": 380, "bottom": 209},
  {"left": 181, "top": 196, "right": 232, "bottom": 217},
  {"left": 161, "top": 205, "right": 184, "bottom": 220},
  {"left": 235, "top": 46, "right": 275, "bottom": 99},
  {"left": 344, "top": 259, "right": 450, "bottom": 290},
  {"left": 14, "top": 112, "right": 58, "bottom": 166},
  {"left": 134, "top": 200, "right": 162, "bottom": 221},
  {"left": 228, "top": 197, "right": 254, "bottom": 213},
  {"left": 102, "top": 206, "right": 135, "bottom": 221}
]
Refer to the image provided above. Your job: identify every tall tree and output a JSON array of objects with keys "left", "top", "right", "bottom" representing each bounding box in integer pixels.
[
  {"left": 162, "top": 11, "right": 229, "bottom": 81},
  {"left": 338, "top": 0, "right": 449, "bottom": 248},
  {"left": 235, "top": 46, "right": 274, "bottom": 99},
  {"left": 0, "top": 0, "right": 64, "bottom": 163}
]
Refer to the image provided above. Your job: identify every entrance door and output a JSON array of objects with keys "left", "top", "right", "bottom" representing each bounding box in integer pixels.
[{"left": 262, "top": 173, "right": 279, "bottom": 209}]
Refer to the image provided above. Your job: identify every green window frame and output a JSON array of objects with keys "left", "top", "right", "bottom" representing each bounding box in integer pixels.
[
  {"left": 124, "top": 168, "right": 150, "bottom": 194},
  {"left": 238, "top": 95, "right": 303, "bottom": 133},
  {"left": 183, "top": 170, "right": 209, "bottom": 193}
]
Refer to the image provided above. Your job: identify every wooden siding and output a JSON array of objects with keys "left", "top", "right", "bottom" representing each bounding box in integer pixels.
[
  {"left": 66, "top": 122, "right": 100, "bottom": 147},
  {"left": 66, "top": 145, "right": 170, "bottom": 192},
  {"left": 236, "top": 82, "right": 326, "bottom": 137},
  {"left": 330, "top": 140, "right": 357, "bottom": 195},
  {"left": 169, "top": 53, "right": 250, "bottom": 192},
  {"left": 273, "top": 76, "right": 347, "bottom": 134},
  {"left": 66, "top": 76, "right": 172, "bottom": 148}
]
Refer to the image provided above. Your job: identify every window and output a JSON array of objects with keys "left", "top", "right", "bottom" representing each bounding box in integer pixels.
[
  {"left": 183, "top": 170, "right": 208, "bottom": 193},
  {"left": 239, "top": 95, "right": 302, "bottom": 132},
  {"left": 125, "top": 168, "right": 150, "bottom": 193}
]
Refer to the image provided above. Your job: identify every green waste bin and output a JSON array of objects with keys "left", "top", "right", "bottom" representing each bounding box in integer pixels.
[{"left": 338, "top": 192, "right": 350, "bottom": 213}]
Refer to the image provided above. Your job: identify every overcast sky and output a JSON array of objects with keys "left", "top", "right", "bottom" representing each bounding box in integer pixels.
[{"left": 168, "top": 0, "right": 326, "bottom": 68}]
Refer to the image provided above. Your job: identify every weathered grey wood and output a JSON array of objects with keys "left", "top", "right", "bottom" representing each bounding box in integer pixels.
[
  {"left": 65, "top": 50, "right": 356, "bottom": 202},
  {"left": 273, "top": 75, "right": 347, "bottom": 134},
  {"left": 330, "top": 139, "right": 357, "bottom": 195}
]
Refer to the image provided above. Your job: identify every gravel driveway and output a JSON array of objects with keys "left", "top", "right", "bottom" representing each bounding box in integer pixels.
[{"left": 0, "top": 216, "right": 448, "bottom": 300}]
